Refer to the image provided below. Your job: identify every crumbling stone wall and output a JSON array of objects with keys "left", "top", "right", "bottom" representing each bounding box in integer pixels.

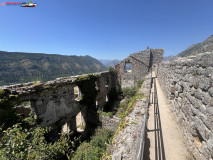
[
  {"left": 100, "top": 115, "right": 120, "bottom": 132},
  {"left": 108, "top": 75, "right": 152, "bottom": 160},
  {"left": 0, "top": 71, "right": 117, "bottom": 134},
  {"left": 120, "top": 48, "right": 163, "bottom": 88},
  {"left": 115, "top": 64, "right": 120, "bottom": 84},
  {"left": 157, "top": 52, "right": 213, "bottom": 160}
]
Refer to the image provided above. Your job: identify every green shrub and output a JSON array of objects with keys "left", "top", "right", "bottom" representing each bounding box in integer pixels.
[
  {"left": 108, "top": 67, "right": 115, "bottom": 73},
  {"left": 0, "top": 89, "right": 5, "bottom": 97},
  {"left": 137, "top": 80, "right": 144, "bottom": 88},
  {"left": 72, "top": 128, "right": 113, "bottom": 160},
  {"left": 98, "top": 110, "right": 113, "bottom": 118},
  {"left": 0, "top": 124, "right": 73, "bottom": 160},
  {"left": 122, "top": 86, "right": 137, "bottom": 98},
  {"left": 115, "top": 91, "right": 146, "bottom": 136},
  {"left": 115, "top": 101, "right": 128, "bottom": 118}
]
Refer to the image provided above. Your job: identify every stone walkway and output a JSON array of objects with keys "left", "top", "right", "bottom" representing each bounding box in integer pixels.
[{"left": 144, "top": 73, "right": 192, "bottom": 160}]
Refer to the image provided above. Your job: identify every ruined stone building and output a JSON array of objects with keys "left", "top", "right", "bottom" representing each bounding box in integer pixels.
[
  {"left": 1, "top": 47, "right": 213, "bottom": 160},
  {"left": 118, "top": 48, "right": 164, "bottom": 88}
]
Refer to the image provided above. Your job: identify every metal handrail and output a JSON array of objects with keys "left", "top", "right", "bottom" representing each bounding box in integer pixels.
[
  {"left": 135, "top": 73, "right": 153, "bottom": 160},
  {"left": 136, "top": 74, "right": 166, "bottom": 160}
]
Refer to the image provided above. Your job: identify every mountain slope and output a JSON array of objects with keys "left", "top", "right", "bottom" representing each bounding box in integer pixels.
[
  {"left": 177, "top": 35, "right": 213, "bottom": 57},
  {"left": 0, "top": 51, "right": 107, "bottom": 85},
  {"left": 98, "top": 59, "right": 120, "bottom": 68}
]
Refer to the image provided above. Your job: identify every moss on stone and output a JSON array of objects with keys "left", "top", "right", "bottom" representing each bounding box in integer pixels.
[
  {"left": 33, "top": 81, "right": 41, "bottom": 86},
  {"left": 53, "top": 85, "right": 57, "bottom": 90},
  {"left": 0, "top": 89, "right": 5, "bottom": 97},
  {"left": 43, "top": 85, "right": 50, "bottom": 89}
]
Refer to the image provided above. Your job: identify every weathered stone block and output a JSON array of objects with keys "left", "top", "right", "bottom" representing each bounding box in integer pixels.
[
  {"left": 195, "top": 88, "right": 203, "bottom": 100},
  {"left": 208, "top": 87, "right": 213, "bottom": 97},
  {"left": 170, "top": 85, "right": 175, "bottom": 94},
  {"left": 202, "top": 92, "right": 211, "bottom": 105},
  {"left": 199, "top": 77, "right": 210, "bottom": 91},
  {"left": 175, "top": 91, "right": 179, "bottom": 97},
  {"left": 175, "top": 84, "right": 183, "bottom": 93},
  {"left": 206, "top": 107, "right": 213, "bottom": 116},
  {"left": 207, "top": 138, "right": 213, "bottom": 157},
  {"left": 193, "top": 78, "right": 200, "bottom": 89},
  {"left": 190, "top": 87, "right": 196, "bottom": 96}
]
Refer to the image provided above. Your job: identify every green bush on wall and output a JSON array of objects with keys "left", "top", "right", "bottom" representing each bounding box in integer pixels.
[
  {"left": 0, "top": 124, "right": 73, "bottom": 160},
  {"left": 122, "top": 86, "right": 137, "bottom": 98},
  {"left": 72, "top": 128, "right": 113, "bottom": 160}
]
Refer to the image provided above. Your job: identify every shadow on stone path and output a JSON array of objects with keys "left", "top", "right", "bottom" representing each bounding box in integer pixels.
[{"left": 143, "top": 72, "right": 192, "bottom": 160}]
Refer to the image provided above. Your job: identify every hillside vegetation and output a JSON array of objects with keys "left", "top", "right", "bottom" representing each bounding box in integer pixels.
[
  {"left": 0, "top": 51, "right": 107, "bottom": 85},
  {"left": 177, "top": 35, "right": 213, "bottom": 57}
]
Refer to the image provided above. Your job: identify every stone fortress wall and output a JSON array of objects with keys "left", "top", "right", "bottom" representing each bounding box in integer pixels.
[
  {"left": 157, "top": 52, "right": 213, "bottom": 160},
  {"left": 119, "top": 48, "right": 164, "bottom": 88},
  {"left": 0, "top": 71, "right": 118, "bottom": 134}
]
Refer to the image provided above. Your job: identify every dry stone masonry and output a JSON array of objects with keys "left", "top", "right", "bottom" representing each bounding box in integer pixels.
[
  {"left": 157, "top": 52, "right": 213, "bottom": 160},
  {"left": 100, "top": 115, "right": 120, "bottom": 132}
]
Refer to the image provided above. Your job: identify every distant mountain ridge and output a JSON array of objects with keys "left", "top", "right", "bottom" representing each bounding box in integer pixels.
[
  {"left": 177, "top": 35, "right": 213, "bottom": 57},
  {"left": 163, "top": 56, "right": 175, "bottom": 61},
  {"left": 0, "top": 51, "right": 107, "bottom": 86},
  {"left": 98, "top": 59, "right": 120, "bottom": 68}
]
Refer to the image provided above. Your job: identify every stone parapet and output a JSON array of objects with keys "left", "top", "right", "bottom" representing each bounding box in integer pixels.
[{"left": 157, "top": 52, "right": 213, "bottom": 160}]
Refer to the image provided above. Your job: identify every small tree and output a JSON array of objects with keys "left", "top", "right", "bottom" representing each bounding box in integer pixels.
[{"left": 108, "top": 67, "right": 115, "bottom": 73}]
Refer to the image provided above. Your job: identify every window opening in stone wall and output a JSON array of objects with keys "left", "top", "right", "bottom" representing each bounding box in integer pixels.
[
  {"left": 125, "top": 62, "right": 132, "bottom": 73},
  {"left": 61, "top": 122, "right": 70, "bottom": 134},
  {"left": 95, "top": 81, "right": 99, "bottom": 90},
  {"left": 106, "top": 95, "right": 109, "bottom": 102},
  {"left": 105, "top": 77, "right": 109, "bottom": 87},
  {"left": 74, "top": 86, "right": 82, "bottom": 101},
  {"left": 15, "top": 100, "right": 32, "bottom": 118},
  {"left": 76, "top": 112, "right": 86, "bottom": 132}
]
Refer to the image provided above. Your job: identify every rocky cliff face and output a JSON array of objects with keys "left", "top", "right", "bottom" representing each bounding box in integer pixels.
[
  {"left": 157, "top": 52, "right": 213, "bottom": 160},
  {"left": 177, "top": 35, "right": 213, "bottom": 57}
]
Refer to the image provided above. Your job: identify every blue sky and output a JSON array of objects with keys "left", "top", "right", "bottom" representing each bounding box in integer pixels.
[{"left": 0, "top": 0, "right": 213, "bottom": 60}]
